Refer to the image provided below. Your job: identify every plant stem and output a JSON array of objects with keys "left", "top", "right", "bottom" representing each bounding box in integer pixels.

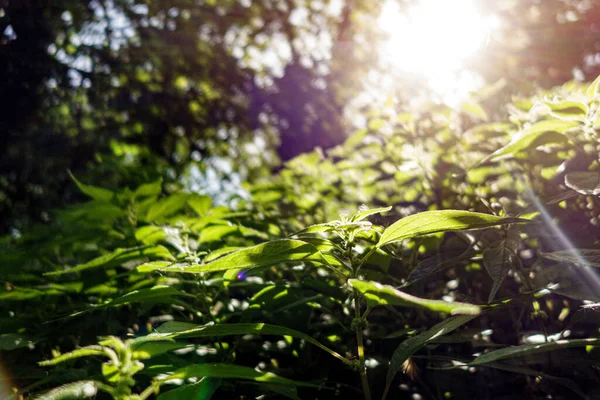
[{"left": 354, "top": 293, "right": 372, "bottom": 400}]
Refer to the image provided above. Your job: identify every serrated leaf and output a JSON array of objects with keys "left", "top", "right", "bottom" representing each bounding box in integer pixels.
[
  {"left": 188, "top": 194, "right": 212, "bottom": 217},
  {"left": 348, "top": 279, "right": 480, "bottom": 315},
  {"left": 146, "top": 193, "right": 190, "bottom": 221},
  {"left": 543, "top": 100, "right": 588, "bottom": 121},
  {"left": 378, "top": 210, "right": 528, "bottom": 247},
  {"left": 165, "top": 364, "right": 319, "bottom": 387},
  {"left": 470, "top": 338, "right": 600, "bottom": 366},
  {"left": 145, "top": 322, "right": 350, "bottom": 365},
  {"left": 137, "top": 239, "right": 334, "bottom": 274},
  {"left": 46, "top": 245, "right": 175, "bottom": 276},
  {"left": 483, "top": 240, "right": 517, "bottom": 303},
  {"left": 157, "top": 377, "right": 221, "bottom": 400},
  {"left": 483, "top": 119, "right": 578, "bottom": 163},
  {"left": 565, "top": 171, "right": 600, "bottom": 195},
  {"left": 134, "top": 180, "right": 162, "bottom": 198},
  {"left": 384, "top": 315, "right": 478, "bottom": 396},
  {"left": 351, "top": 206, "right": 392, "bottom": 222},
  {"left": 70, "top": 285, "right": 194, "bottom": 317},
  {"left": 69, "top": 172, "right": 114, "bottom": 203}
]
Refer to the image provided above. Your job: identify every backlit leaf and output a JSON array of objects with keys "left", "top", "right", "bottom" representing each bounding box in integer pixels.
[
  {"left": 483, "top": 119, "right": 578, "bottom": 162},
  {"left": 586, "top": 74, "right": 600, "bottom": 99},
  {"left": 144, "top": 322, "right": 350, "bottom": 365},
  {"left": 188, "top": 194, "right": 213, "bottom": 217},
  {"left": 348, "top": 279, "right": 480, "bottom": 315},
  {"left": 134, "top": 180, "right": 162, "bottom": 198},
  {"left": 69, "top": 285, "right": 194, "bottom": 317},
  {"left": 46, "top": 245, "right": 175, "bottom": 276},
  {"left": 137, "top": 239, "right": 333, "bottom": 274},
  {"left": 146, "top": 193, "right": 190, "bottom": 221},
  {"left": 378, "top": 210, "right": 528, "bottom": 247},
  {"left": 351, "top": 206, "right": 392, "bottom": 222},
  {"left": 69, "top": 172, "right": 114, "bottom": 203},
  {"left": 543, "top": 100, "right": 588, "bottom": 121}
]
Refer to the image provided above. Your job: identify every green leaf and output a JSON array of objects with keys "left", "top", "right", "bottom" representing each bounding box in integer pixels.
[
  {"left": 188, "top": 194, "right": 213, "bottom": 217},
  {"left": 461, "top": 101, "right": 488, "bottom": 121},
  {"left": 541, "top": 249, "right": 600, "bottom": 267},
  {"left": 483, "top": 119, "right": 578, "bottom": 162},
  {"left": 586, "top": 74, "right": 600, "bottom": 99},
  {"left": 483, "top": 240, "right": 517, "bottom": 303},
  {"left": 0, "top": 333, "right": 36, "bottom": 350},
  {"left": 543, "top": 100, "right": 588, "bottom": 121},
  {"left": 565, "top": 172, "right": 600, "bottom": 195},
  {"left": 69, "top": 285, "right": 194, "bottom": 317},
  {"left": 343, "top": 128, "right": 368, "bottom": 149},
  {"left": 351, "top": 206, "right": 392, "bottom": 222},
  {"left": 132, "top": 341, "right": 189, "bottom": 360},
  {"left": 288, "top": 223, "right": 335, "bottom": 237},
  {"left": 137, "top": 239, "right": 333, "bottom": 274},
  {"left": 134, "top": 180, "right": 162, "bottom": 198},
  {"left": 34, "top": 380, "right": 101, "bottom": 400},
  {"left": 158, "top": 377, "right": 221, "bottom": 400},
  {"left": 146, "top": 193, "right": 190, "bottom": 221},
  {"left": 164, "top": 363, "right": 319, "bottom": 387},
  {"left": 384, "top": 315, "right": 478, "bottom": 396},
  {"left": 46, "top": 245, "right": 175, "bottom": 276},
  {"left": 135, "top": 226, "right": 168, "bottom": 245},
  {"left": 69, "top": 172, "right": 114, "bottom": 203},
  {"left": 377, "top": 210, "right": 528, "bottom": 247},
  {"left": 145, "top": 322, "right": 350, "bottom": 365},
  {"left": 470, "top": 338, "right": 600, "bottom": 366},
  {"left": 348, "top": 279, "right": 480, "bottom": 315}
]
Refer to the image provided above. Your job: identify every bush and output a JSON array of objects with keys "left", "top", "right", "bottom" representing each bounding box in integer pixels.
[{"left": 2, "top": 76, "right": 600, "bottom": 399}]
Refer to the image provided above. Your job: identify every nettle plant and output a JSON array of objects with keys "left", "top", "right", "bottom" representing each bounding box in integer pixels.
[
  {"left": 4, "top": 75, "right": 600, "bottom": 400},
  {"left": 15, "top": 189, "right": 537, "bottom": 400}
]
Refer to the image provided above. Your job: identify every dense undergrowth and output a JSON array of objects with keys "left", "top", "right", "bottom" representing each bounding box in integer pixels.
[{"left": 3, "top": 76, "right": 600, "bottom": 399}]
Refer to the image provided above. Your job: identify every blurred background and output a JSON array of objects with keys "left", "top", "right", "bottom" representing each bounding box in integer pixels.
[{"left": 2, "top": 0, "right": 600, "bottom": 234}]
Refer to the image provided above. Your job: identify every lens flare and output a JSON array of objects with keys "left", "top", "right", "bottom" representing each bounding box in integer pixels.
[
  {"left": 378, "top": 0, "right": 499, "bottom": 104},
  {"left": 523, "top": 179, "right": 600, "bottom": 296}
]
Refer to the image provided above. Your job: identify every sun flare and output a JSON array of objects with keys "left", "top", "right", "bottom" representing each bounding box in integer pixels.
[{"left": 378, "top": 0, "right": 499, "bottom": 104}]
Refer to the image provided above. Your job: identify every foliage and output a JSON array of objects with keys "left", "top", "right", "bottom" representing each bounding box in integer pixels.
[{"left": 2, "top": 71, "right": 600, "bottom": 400}]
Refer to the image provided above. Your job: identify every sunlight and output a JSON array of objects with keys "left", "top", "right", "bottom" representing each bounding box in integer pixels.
[{"left": 378, "top": 0, "right": 499, "bottom": 104}]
